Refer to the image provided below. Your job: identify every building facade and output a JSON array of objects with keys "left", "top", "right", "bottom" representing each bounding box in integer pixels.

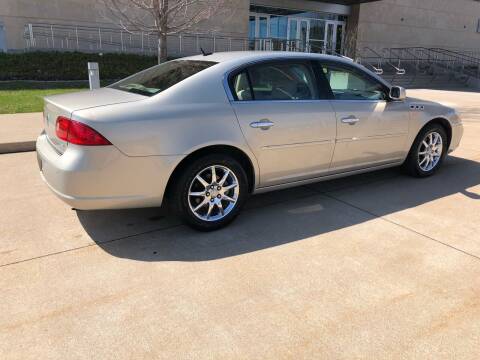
[{"left": 1, "top": 0, "right": 480, "bottom": 55}]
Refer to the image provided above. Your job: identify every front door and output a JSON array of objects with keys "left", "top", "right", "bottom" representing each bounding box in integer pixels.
[
  {"left": 319, "top": 61, "right": 410, "bottom": 170},
  {"left": 229, "top": 60, "right": 336, "bottom": 187}
]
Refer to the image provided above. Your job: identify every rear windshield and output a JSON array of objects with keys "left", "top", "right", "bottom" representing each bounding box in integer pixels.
[{"left": 110, "top": 60, "right": 217, "bottom": 97}]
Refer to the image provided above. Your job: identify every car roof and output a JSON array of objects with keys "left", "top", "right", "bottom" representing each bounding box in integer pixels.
[{"left": 184, "top": 51, "right": 351, "bottom": 64}]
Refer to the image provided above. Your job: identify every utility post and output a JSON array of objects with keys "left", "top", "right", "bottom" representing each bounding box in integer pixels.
[{"left": 88, "top": 62, "right": 100, "bottom": 90}]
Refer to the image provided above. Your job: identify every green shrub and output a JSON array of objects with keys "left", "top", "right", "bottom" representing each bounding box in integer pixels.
[{"left": 0, "top": 51, "right": 157, "bottom": 81}]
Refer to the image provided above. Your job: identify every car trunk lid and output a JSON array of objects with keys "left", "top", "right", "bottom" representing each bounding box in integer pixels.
[{"left": 43, "top": 88, "right": 145, "bottom": 153}]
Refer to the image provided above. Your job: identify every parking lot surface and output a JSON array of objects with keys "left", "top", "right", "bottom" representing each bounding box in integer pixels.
[{"left": 1, "top": 89, "right": 480, "bottom": 359}]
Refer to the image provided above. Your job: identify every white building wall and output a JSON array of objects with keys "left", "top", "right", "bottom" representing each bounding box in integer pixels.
[
  {"left": 0, "top": 0, "right": 250, "bottom": 51},
  {"left": 356, "top": 0, "right": 480, "bottom": 52}
]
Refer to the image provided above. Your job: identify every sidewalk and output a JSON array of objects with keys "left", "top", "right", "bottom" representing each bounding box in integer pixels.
[{"left": 0, "top": 112, "right": 42, "bottom": 154}]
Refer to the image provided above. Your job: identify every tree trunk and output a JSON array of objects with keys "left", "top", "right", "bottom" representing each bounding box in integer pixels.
[{"left": 158, "top": 33, "right": 168, "bottom": 64}]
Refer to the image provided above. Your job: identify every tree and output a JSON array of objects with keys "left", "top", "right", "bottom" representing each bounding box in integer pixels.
[{"left": 101, "top": 0, "right": 224, "bottom": 63}]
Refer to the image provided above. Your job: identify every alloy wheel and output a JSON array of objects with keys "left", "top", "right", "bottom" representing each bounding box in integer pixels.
[
  {"left": 418, "top": 131, "right": 443, "bottom": 172},
  {"left": 187, "top": 165, "right": 240, "bottom": 222}
]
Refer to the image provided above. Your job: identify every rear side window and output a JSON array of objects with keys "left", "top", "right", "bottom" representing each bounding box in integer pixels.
[
  {"left": 232, "top": 71, "right": 253, "bottom": 101},
  {"left": 110, "top": 60, "right": 217, "bottom": 97},
  {"left": 231, "top": 61, "right": 317, "bottom": 101}
]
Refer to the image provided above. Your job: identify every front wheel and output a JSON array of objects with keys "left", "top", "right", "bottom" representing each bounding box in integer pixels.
[
  {"left": 171, "top": 155, "right": 249, "bottom": 231},
  {"left": 403, "top": 124, "right": 448, "bottom": 177}
]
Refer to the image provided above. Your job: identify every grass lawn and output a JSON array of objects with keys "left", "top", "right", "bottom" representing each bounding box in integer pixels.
[
  {"left": 0, "top": 81, "right": 117, "bottom": 114},
  {"left": 0, "top": 88, "right": 87, "bottom": 114}
]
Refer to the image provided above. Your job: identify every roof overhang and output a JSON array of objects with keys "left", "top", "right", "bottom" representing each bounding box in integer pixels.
[
  {"left": 309, "top": 0, "right": 380, "bottom": 4},
  {"left": 252, "top": 0, "right": 381, "bottom": 15}
]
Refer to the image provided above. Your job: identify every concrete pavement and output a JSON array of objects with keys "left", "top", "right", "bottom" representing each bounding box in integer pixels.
[{"left": 1, "top": 90, "right": 480, "bottom": 359}]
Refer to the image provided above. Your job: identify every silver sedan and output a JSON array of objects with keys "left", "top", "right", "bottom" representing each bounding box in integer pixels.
[{"left": 36, "top": 52, "right": 463, "bottom": 230}]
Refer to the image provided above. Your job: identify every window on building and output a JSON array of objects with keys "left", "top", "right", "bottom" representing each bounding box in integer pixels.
[
  {"left": 258, "top": 16, "right": 268, "bottom": 38},
  {"left": 0, "top": 23, "right": 6, "bottom": 52},
  {"left": 269, "top": 15, "right": 288, "bottom": 39},
  {"left": 249, "top": 16, "right": 256, "bottom": 38}
]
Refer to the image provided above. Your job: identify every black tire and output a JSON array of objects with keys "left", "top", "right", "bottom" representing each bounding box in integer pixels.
[
  {"left": 170, "top": 154, "right": 249, "bottom": 231},
  {"left": 403, "top": 123, "right": 448, "bottom": 177}
]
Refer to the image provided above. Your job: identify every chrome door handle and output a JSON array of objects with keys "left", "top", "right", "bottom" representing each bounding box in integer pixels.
[
  {"left": 250, "top": 119, "right": 274, "bottom": 130},
  {"left": 341, "top": 116, "right": 360, "bottom": 125}
]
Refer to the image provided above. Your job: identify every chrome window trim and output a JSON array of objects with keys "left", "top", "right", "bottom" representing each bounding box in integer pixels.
[
  {"left": 329, "top": 99, "right": 387, "bottom": 104},
  {"left": 222, "top": 55, "right": 392, "bottom": 103},
  {"left": 230, "top": 99, "right": 332, "bottom": 104}
]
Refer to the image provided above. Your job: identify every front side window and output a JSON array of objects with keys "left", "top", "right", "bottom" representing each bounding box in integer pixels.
[
  {"left": 110, "top": 60, "right": 217, "bottom": 97},
  {"left": 321, "top": 63, "right": 387, "bottom": 101},
  {"left": 232, "top": 61, "right": 317, "bottom": 101}
]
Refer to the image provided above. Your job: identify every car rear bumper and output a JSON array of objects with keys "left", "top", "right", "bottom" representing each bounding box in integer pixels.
[{"left": 36, "top": 133, "right": 182, "bottom": 210}]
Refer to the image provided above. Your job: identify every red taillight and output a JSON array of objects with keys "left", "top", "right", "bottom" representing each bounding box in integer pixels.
[{"left": 55, "top": 116, "right": 111, "bottom": 146}]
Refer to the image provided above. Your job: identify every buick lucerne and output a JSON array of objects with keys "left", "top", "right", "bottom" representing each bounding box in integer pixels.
[{"left": 36, "top": 52, "right": 463, "bottom": 230}]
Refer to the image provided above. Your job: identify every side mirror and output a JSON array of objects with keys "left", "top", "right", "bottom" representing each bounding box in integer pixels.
[{"left": 389, "top": 86, "right": 406, "bottom": 101}]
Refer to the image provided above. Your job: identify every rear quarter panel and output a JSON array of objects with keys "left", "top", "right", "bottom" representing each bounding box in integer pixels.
[{"left": 73, "top": 100, "right": 251, "bottom": 157}]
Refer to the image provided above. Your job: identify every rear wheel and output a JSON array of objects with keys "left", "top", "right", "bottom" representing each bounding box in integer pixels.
[
  {"left": 171, "top": 155, "right": 249, "bottom": 231},
  {"left": 404, "top": 124, "right": 448, "bottom": 177}
]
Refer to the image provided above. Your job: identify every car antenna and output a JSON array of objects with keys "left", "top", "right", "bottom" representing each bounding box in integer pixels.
[{"left": 200, "top": 47, "right": 213, "bottom": 56}]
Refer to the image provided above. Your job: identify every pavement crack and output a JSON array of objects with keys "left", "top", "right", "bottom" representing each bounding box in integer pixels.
[
  {"left": 315, "top": 190, "right": 480, "bottom": 262},
  {"left": 0, "top": 223, "right": 184, "bottom": 268}
]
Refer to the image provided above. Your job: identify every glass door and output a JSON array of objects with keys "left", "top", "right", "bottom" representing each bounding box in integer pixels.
[
  {"left": 287, "top": 18, "right": 310, "bottom": 52},
  {"left": 249, "top": 13, "right": 345, "bottom": 54},
  {"left": 335, "top": 23, "right": 344, "bottom": 54},
  {"left": 324, "top": 21, "right": 345, "bottom": 54},
  {"left": 309, "top": 19, "right": 326, "bottom": 53},
  {"left": 287, "top": 18, "right": 297, "bottom": 51},
  {"left": 257, "top": 15, "right": 270, "bottom": 50},
  {"left": 249, "top": 14, "right": 271, "bottom": 50},
  {"left": 298, "top": 19, "right": 310, "bottom": 52},
  {"left": 325, "top": 21, "right": 336, "bottom": 54}
]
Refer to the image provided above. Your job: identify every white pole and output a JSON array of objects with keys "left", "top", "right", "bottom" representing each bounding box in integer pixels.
[{"left": 88, "top": 62, "right": 100, "bottom": 90}]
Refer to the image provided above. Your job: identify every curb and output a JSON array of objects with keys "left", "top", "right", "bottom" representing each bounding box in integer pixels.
[{"left": 0, "top": 141, "right": 36, "bottom": 154}]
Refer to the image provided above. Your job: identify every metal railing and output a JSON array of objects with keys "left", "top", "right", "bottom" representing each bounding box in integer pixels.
[
  {"left": 24, "top": 22, "right": 350, "bottom": 58},
  {"left": 24, "top": 23, "right": 347, "bottom": 57},
  {"left": 356, "top": 47, "right": 405, "bottom": 76},
  {"left": 385, "top": 47, "right": 480, "bottom": 79},
  {"left": 24, "top": 23, "right": 254, "bottom": 56},
  {"left": 254, "top": 38, "right": 341, "bottom": 54},
  {"left": 356, "top": 46, "right": 480, "bottom": 88}
]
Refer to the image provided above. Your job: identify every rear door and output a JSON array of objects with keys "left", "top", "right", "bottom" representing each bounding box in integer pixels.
[
  {"left": 229, "top": 59, "right": 337, "bottom": 187},
  {"left": 318, "top": 61, "right": 409, "bottom": 171}
]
